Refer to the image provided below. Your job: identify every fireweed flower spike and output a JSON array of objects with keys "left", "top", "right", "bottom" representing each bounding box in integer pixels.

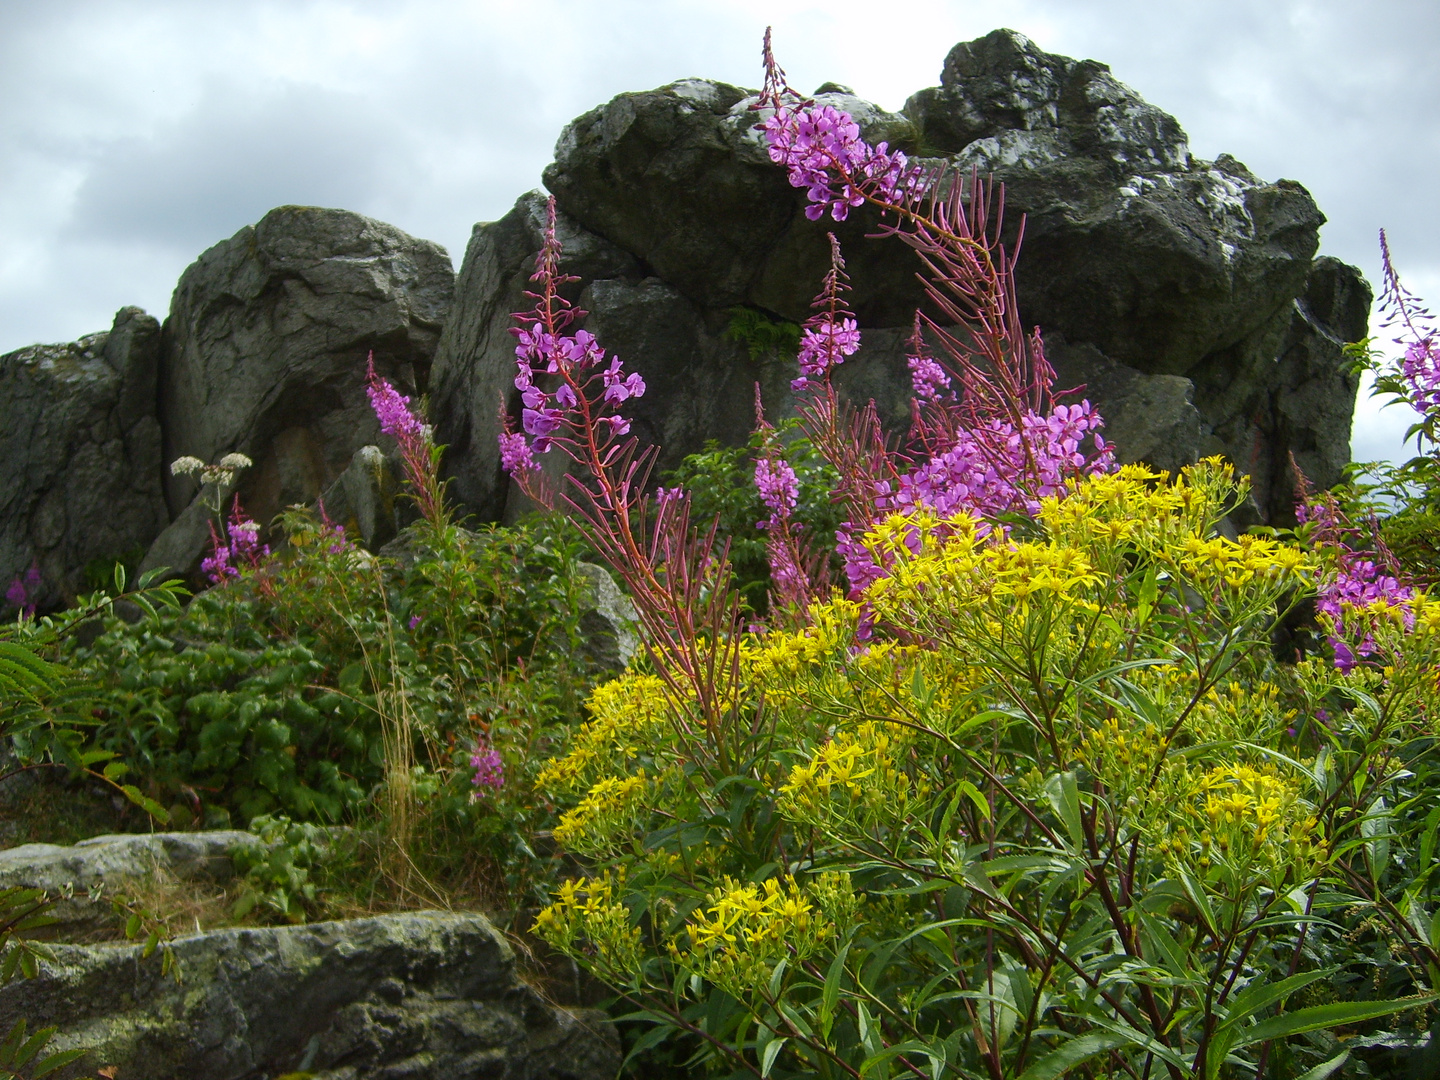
[
  {"left": 365, "top": 355, "right": 447, "bottom": 528},
  {"left": 201, "top": 495, "right": 271, "bottom": 585},
  {"left": 500, "top": 196, "right": 646, "bottom": 480},
  {"left": 792, "top": 234, "right": 861, "bottom": 393},
  {"left": 757, "top": 29, "right": 928, "bottom": 223}
]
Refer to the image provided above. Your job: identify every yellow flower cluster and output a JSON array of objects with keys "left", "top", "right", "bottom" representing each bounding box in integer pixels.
[
  {"left": 688, "top": 876, "right": 826, "bottom": 955},
  {"left": 532, "top": 871, "right": 643, "bottom": 980},
  {"left": 1076, "top": 717, "right": 1171, "bottom": 797},
  {"left": 552, "top": 770, "right": 653, "bottom": 856},
  {"left": 744, "top": 597, "right": 859, "bottom": 699},
  {"left": 535, "top": 673, "right": 672, "bottom": 796},
  {"left": 778, "top": 721, "right": 926, "bottom": 833},
  {"left": 1180, "top": 763, "right": 1323, "bottom": 878},
  {"left": 1178, "top": 534, "right": 1309, "bottom": 592},
  {"left": 677, "top": 873, "right": 860, "bottom": 1002}
]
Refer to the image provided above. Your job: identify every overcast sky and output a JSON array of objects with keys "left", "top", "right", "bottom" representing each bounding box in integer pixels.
[{"left": 2, "top": 0, "right": 1435, "bottom": 462}]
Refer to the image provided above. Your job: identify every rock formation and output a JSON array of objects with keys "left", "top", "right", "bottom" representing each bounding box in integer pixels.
[
  {"left": 145, "top": 205, "right": 454, "bottom": 579},
  {"left": 0, "top": 30, "right": 1371, "bottom": 602},
  {"left": 431, "top": 30, "right": 1369, "bottom": 525},
  {"left": 0, "top": 908, "right": 618, "bottom": 1080},
  {"left": 0, "top": 308, "right": 168, "bottom": 610}
]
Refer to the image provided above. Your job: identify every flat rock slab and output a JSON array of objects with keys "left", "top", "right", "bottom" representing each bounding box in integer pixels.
[
  {"left": 0, "top": 831, "right": 252, "bottom": 935},
  {"left": 0, "top": 910, "right": 619, "bottom": 1080}
]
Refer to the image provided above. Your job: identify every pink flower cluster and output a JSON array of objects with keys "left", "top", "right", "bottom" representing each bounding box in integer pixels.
[
  {"left": 908, "top": 353, "right": 953, "bottom": 403},
  {"left": 1401, "top": 336, "right": 1440, "bottom": 415},
  {"left": 828, "top": 404, "right": 1112, "bottom": 598},
  {"left": 763, "top": 104, "right": 926, "bottom": 222},
  {"left": 202, "top": 498, "right": 270, "bottom": 584},
  {"left": 469, "top": 742, "right": 504, "bottom": 796},
  {"left": 791, "top": 234, "right": 861, "bottom": 393},
  {"left": 501, "top": 199, "right": 646, "bottom": 475},
  {"left": 5, "top": 563, "right": 41, "bottom": 617},
  {"left": 366, "top": 361, "right": 427, "bottom": 443},
  {"left": 894, "top": 403, "right": 1113, "bottom": 520},
  {"left": 754, "top": 456, "right": 799, "bottom": 525},
  {"left": 1315, "top": 558, "right": 1413, "bottom": 672}
]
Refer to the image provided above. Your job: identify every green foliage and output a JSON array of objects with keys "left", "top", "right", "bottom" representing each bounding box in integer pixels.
[
  {"left": 662, "top": 421, "right": 844, "bottom": 614},
  {"left": 0, "top": 888, "right": 90, "bottom": 1079},
  {"left": 724, "top": 307, "right": 801, "bottom": 362},
  {"left": 230, "top": 814, "right": 351, "bottom": 923},
  {"left": 38, "top": 510, "right": 604, "bottom": 910}
]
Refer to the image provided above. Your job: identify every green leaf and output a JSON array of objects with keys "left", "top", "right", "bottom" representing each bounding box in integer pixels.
[
  {"left": 1233, "top": 995, "right": 1436, "bottom": 1048},
  {"left": 1043, "top": 772, "right": 1083, "bottom": 849},
  {"left": 761, "top": 1037, "right": 787, "bottom": 1078},
  {"left": 32, "top": 1047, "right": 90, "bottom": 1077},
  {"left": 1293, "top": 1049, "right": 1350, "bottom": 1080},
  {"left": 1015, "top": 1033, "right": 1132, "bottom": 1080},
  {"left": 819, "top": 943, "right": 849, "bottom": 1041},
  {"left": 119, "top": 785, "right": 171, "bottom": 824},
  {"left": 1215, "top": 968, "right": 1337, "bottom": 1033}
]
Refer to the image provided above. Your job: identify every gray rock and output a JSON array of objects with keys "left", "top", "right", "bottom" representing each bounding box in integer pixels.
[
  {"left": 432, "top": 30, "right": 1361, "bottom": 528},
  {"left": 0, "top": 910, "right": 619, "bottom": 1080},
  {"left": 0, "top": 831, "right": 251, "bottom": 936},
  {"left": 574, "top": 562, "right": 639, "bottom": 672},
  {"left": 0, "top": 308, "right": 169, "bottom": 610},
  {"left": 159, "top": 206, "right": 454, "bottom": 531},
  {"left": 317, "top": 444, "right": 405, "bottom": 550}
]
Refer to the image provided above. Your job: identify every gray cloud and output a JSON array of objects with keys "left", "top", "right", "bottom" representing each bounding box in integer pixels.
[{"left": 2, "top": 0, "right": 1436, "bottom": 460}]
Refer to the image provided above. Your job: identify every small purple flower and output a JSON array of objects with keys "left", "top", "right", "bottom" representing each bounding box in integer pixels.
[
  {"left": 908, "top": 354, "right": 952, "bottom": 402},
  {"left": 408, "top": 614, "right": 422, "bottom": 631},
  {"left": 469, "top": 743, "right": 504, "bottom": 796},
  {"left": 5, "top": 564, "right": 39, "bottom": 617},
  {"left": 499, "top": 431, "right": 537, "bottom": 473},
  {"left": 365, "top": 357, "right": 425, "bottom": 441},
  {"left": 754, "top": 456, "right": 799, "bottom": 523}
]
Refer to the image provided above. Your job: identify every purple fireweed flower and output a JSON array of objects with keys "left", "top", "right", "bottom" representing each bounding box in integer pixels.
[
  {"left": 908, "top": 353, "right": 953, "bottom": 402},
  {"left": 1316, "top": 556, "right": 1413, "bottom": 671},
  {"left": 499, "top": 431, "right": 536, "bottom": 473},
  {"left": 5, "top": 564, "right": 39, "bottom": 616},
  {"left": 469, "top": 743, "right": 504, "bottom": 795},
  {"left": 409, "top": 615, "right": 422, "bottom": 631},
  {"left": 754, "top": 456, "right": 799, "bottom": 523},
  {"left": 762, "top": 103, "right": 926, "bottom": 222},
  {"left": 500, "top": 197, "right": 648, "bottom": 479},
  {"left": 792, "top": 234, "right": 860, "bottom": 393},
  {"left": 365, "top": 358, "right": 426, "bottom": 442}
]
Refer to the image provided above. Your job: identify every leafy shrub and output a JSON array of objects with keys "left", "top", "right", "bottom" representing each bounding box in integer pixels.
[{"left": 53, "top": 510, "right": 604, "bottom": 907}]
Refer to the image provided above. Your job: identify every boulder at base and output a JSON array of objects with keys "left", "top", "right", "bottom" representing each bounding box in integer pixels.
[{"left": 0, "top": 910, "right": 619, "bottom": 1080}]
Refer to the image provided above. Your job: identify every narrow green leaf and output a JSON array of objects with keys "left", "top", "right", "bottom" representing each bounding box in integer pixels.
[
  {"left": 761, "top": 1037, "right": 787, "bottom": 1078},
  {"left": 1234, "top": 995, "right": 1436, "bottom": 1048},
  {"left": 1015, "top": 1033, "right": 1132, "bottom": 1080},
  {"left": 1293, "top": 1049, "right": 1350, "bottom": 1080},
  {"left": 819, "top": 944, "right": 850, "bottom": 1041},
  {"left": 1216, "top": 968, "right": 1337, "bottom": 1033}
]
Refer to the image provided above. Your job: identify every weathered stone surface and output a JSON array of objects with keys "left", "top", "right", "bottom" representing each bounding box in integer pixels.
[
  {"left": 318, "top": 444, "right": 405, "bottom": 550},
  {"left": 433, "top": 29, "right": 1362, "bottom": 526},
  {"left": 157, "top": 206, "right": 454, "bottom": 534},
  {"left": 573, "top": 561, "right": 639, "bottom": 672},
  {"left": 0, "top": 911, "right": 619, "bottom": 1080},
  {"left": 0, "top": 831, "right": 250, "bottom": 936},
  {"left": 0, "top": 308, "right": 168, "bottom": 610},
  {"left": 136, "top": 481, "right": 232, "bottom": 582}
]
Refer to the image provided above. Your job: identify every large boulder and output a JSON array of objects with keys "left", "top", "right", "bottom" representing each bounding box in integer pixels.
[
  {"left": 432, "top": 29, "right": 1366, "bottom": 525},
  {"left": 0, "top": 308, "right": 168, "bottom": 610},
  {"left": 155, "top": 205, "right": 454, "bottom": 556},
  {"left": 0, "top": 910, "right": 618, "bottom": 1080}
]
